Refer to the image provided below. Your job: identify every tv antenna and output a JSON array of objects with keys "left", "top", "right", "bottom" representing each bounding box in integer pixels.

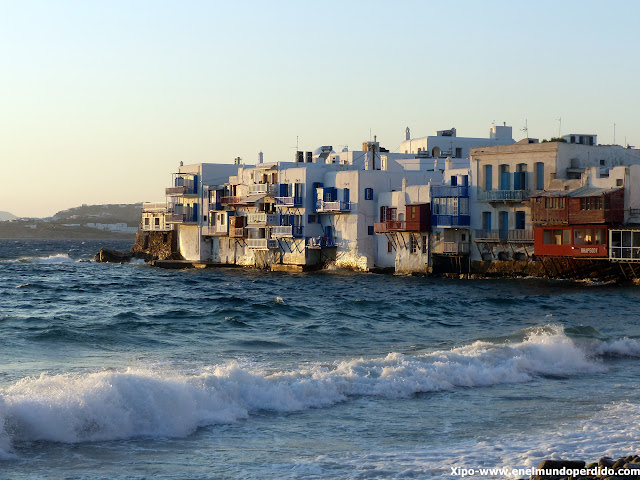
[
  {"left": 557, "top": 117, "right": 562, "bottom": 137},
  {"left": 521, "top": 119, "right": 529, "bottom": 138}
]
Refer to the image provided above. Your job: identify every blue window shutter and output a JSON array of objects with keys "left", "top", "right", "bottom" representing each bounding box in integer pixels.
[
  {"left": 280, "top": 184, "right": 287, "bottom": 196},
  {"left": 368, "top": 226, "right": 374, "bottom": 235}
]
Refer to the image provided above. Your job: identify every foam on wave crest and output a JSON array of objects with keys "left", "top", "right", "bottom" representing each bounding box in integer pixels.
[
  {"left": 0, "top": 325, "right": 636, "bottom": 455},
  {"left": 2, "top": 254, "right": 75, "bottom": 264}
]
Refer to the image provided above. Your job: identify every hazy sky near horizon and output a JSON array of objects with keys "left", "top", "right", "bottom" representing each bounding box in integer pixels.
[{"left": 1, "top": 0, "right": 639, "bottom": 217}]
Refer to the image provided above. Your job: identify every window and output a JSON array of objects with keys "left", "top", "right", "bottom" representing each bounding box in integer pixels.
[
  {"left": 600, "top": 159, "right": 605, "bottom": 166},
  {"left": 617, "top": 179, "right": 623, "bottom": 187},
  {"left": 451, "top": 176, "right": 457, "bottom": 187},
  {"left": 535, "top": 162, "right": 545, "bottom": 190},
  {"left": 455, "top": 147, "right": 462, "bottom": 158},
  {"left": 308, "top": 214, "right": 317, "bottom": 223},
  {"left": 144, "top": 217, "right": 150, "bottom": 226},
  {"left": 422, "top": 236, "right": 427, "bottom": 252},
  {"left": 368, "top": 226, "right": 374, "bottom": 235},
  {"left": 364, "top": 188, "right": 373, "bottom": 200},
  {"left": 154, "top": 218, "right": 160, "bottom": 226},
  {"left": 461, "top": 233, "right": 466, "bottom": 241},
  {"left": 388, "top": 241, "right": 393, "bottom": 253},
  {"left": 410, "top": 236, "right": 418, "bottom": 254},
  {"left": 605, "top": 197, "right": 610, "bottom": 210}
]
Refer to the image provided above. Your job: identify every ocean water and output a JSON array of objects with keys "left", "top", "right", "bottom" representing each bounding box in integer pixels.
[{"left": 1, "top": 239, "right": 640, "bottom": 479}]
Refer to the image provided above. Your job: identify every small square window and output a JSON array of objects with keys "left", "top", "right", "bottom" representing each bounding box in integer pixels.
[
  {"left": 617, "top": 179, "right": 623, "bottom": 187},
  {"left": 364, "top": 188, "right": 373, "bottom": 200},
  {"left": 368, "top": 226, "right": 374, "bottom": 235},
  {"left": 600, "top": 160, "right": 605, "bottom": 166}
]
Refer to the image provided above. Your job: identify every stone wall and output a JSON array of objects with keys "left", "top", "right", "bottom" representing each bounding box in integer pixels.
[{"left": 130, "top": 230, "right": 178, "bottom": 260}]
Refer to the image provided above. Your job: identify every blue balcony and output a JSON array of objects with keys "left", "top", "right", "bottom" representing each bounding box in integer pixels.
[
  {"left": 430, "top": 185, "right": 469, "bottom": 197},
  {"left": 432, "top": 214, "right": 470, "bottom": 227},
  {"left": 275, "top": 196, "right": 303, "bottom": 207}
]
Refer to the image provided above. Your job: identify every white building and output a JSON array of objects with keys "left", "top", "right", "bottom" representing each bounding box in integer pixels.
[{"left": 398, "top": 124, "right": 514, "bottom": 160}]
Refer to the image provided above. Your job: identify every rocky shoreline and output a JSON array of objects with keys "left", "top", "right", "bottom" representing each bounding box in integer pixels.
[{"left": 527, "top": 456, "right": 640, "bottom": 480}]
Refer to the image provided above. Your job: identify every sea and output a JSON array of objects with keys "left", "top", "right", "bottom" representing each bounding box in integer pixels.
[{"left": 1, "top": 239, "right": 640, "bottom": 479}]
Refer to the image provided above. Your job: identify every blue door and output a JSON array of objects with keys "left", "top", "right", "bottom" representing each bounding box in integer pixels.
[
  {"left": 500, "top": 211, "right": 509, "bottom": 240},
  {"left": 482, "top": 212, "right": 491, "bottom": 231},
  {"left": 343, "top": 188, "right": 350, "bottom": 204}
]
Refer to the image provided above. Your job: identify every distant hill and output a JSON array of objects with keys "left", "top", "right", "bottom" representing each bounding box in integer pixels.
[
  {"left": 0, "top": 203, "right": 143, "bottom": 239},
  {"left": 0, "top": 211, "right": 18, "bottom": 221},
  {"left": 52, "top": 203, "right": 142, "bottom": 225}
]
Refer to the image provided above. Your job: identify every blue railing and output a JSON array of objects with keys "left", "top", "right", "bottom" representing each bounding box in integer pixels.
[
  {"left": 432, "top": 214, "right": 471, "bottom": 227},
  {"left": 431, "top": 185, "right": 469, "bottom": 197}
]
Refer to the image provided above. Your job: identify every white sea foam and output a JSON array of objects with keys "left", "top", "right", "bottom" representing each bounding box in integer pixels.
[
  {"left": 0, "top": 325, "right": 636, "bottom": 457},
  {"left": 2, "top": 254, "right": 75, "bottom": 264}
]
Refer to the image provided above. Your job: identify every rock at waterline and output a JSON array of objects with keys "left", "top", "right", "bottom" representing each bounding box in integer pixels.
[{"left": 94, "top": 248, "right": 132, "bottom": 263}]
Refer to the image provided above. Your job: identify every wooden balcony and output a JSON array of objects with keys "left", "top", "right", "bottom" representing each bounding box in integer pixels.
[
  {"left": 229, "top": 227, "right": 247, "bottom": 238},
  {"left": 374, "top": 220, "right": 422, "bottom": 233}
]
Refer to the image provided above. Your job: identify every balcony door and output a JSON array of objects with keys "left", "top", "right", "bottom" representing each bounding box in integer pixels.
[{"left": 500, "top": 211, "right": 509, "bottom": 241}]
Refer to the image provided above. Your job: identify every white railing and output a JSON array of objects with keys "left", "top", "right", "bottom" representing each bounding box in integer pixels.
[
  {"left": 271, "top": 225, "right": 304, "bottom": 237},
  {"left": 247, "top": 238, "right": 278, "bottom": 249},
  {"left": 316, "top": 201, "right": 351, "bottom": 212},
  {"left": 248, "top": 184, "right": 278, "bottom": 195},
  {"left": 202, "top": 225, "right": 228, "bottom": 236},
  {"left": 246, "top": 213, "right": 279, "bottom": 225},
  {"left": 142, "top": 202, "right": 167, "bottom": 213}
]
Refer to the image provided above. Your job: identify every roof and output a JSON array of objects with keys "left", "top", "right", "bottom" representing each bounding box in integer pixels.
[{"left": 533, "top": 186, "right": 623, "bottom": 198}]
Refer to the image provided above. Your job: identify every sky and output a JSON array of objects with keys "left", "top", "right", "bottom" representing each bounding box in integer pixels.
[{"left": 1, "top": 0, "right": 639, "bottom": 217}]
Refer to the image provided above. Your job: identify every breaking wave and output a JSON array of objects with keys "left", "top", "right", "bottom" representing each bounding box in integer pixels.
[
  {"left": 0, "top": 325, "right": 637, "bottom": 457},
  {"left": 2, "top": 254, "right": 75, "bottom": 264}
]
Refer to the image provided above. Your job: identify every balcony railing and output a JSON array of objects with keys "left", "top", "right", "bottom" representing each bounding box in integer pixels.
[
  {"left": 166, "top": 186, "right": 197, "bottom": 196},
  {"left": 508, "top": 228, "right": 534, "bottom": 242},
  {"left": 630, "top": 209, "right": 640, "bottom": 216},
  {"left": 474, "top": 229, "right": 502, "bottom": 242},
  {"left": 142, "top": 202, "right": 167, "bottom": 213},
  {"left": 316, "top": 201, "right": 351, "bottom": 213},
  {"left": 247, "top": 238, "right": 278, "bottom": 250},
  {"left": 431, "top": 185, "right": 469, "bottom": 197},
  {"left": 248, "top": 184, "right": 278, "bottom": 195},
  {"left": 165, "top": 212, "right": 197, "bottom": 224},
  {"left": 306, "top": 236, "right": 335, "bottom": 248},
  {"left": 202, "top": 225, "right": 228, "bottom": 236},
  {"left": 474, "top": 229, "right": 534, "bottom": 243},
  {"left": 221, "top": 196, "right": 246, "bottom": 205},
  {"left": 373, "top": 220, "right": 422, "bottom": 233},
  {"left": 275, "top": 196, "right": 303, "bottom": 207},
  {"left": 479, "top": 190, "right": 530, "bottom": 202},
  {"left": 230, "top": 227, "right": 247, "bottom": 238},
  {"left": 246, "top": 213, "right": 280, "bottom": 225},
  {"left": 443, "top": 242, "right": 470, "bottom": 254},
  {"left": 432, "top": 214, "right": 470, "bottom": 227},
  {"left": 271, "top": 225, "right": 304, "bottom": 237}
]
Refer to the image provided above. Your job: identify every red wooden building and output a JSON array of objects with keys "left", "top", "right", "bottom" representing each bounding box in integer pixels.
[
  {"left": 531, "top": 187, "right": 624, "bottom": 258},
  {"left": 374, "top": 204, "right": 430, "bottom": 233}
]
